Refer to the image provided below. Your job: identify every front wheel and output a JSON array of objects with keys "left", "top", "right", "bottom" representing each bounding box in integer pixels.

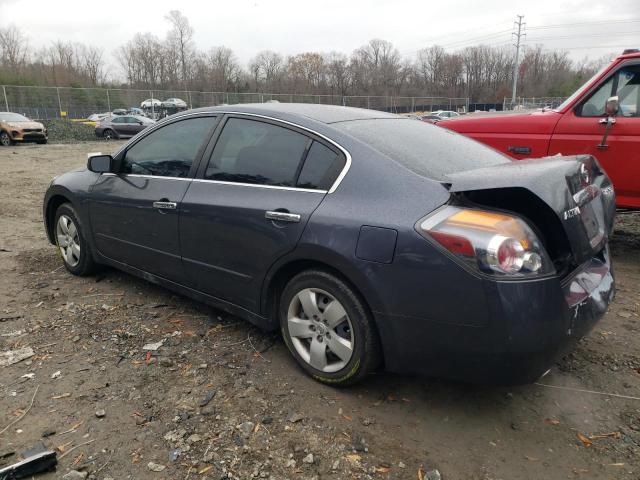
[
  {"left": 54, "top": 203, "right": 96, "bottom": 276},
  {"left": 0, "top": 131, "right": 13, "bottom": 146},
  {"left": 280, "top": 270, "right": 381, "bottom": 386}
]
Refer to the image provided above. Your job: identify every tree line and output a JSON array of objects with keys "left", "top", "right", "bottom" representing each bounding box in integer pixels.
[{"left": 0, "top": 11, "right": 608, "bottom": 104}]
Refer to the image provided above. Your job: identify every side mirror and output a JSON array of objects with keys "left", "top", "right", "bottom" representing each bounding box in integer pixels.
[
  {"left": 87, "top": 153, "right": 114, "bottom": 173},
  {"left": 604, "top": 96, "right": 619, "bottom": 117}
]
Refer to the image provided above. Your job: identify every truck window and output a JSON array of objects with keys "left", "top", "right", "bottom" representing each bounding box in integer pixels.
[{"left": 578, "top": 64, "right": 640, "bottom": 117}]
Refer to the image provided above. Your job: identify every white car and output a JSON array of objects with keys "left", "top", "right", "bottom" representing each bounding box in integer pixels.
[
  {"left": 161, "top": 98, "right": 188, "bottom": 108},
  {"left": 140, "top": 98, "right": 162, "bottom": 108},
  {"left": 431, "top": 110, "right": 460, "bottom": 119}
]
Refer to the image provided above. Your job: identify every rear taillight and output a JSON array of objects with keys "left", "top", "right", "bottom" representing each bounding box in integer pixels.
[{"left": 417, "top": 206, "right": 554, "bottom": 277}]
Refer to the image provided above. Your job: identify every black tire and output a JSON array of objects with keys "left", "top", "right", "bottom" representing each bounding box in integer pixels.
[
  {"left": 37, "top": 139, "right": 48, "bottom": 144},
  {"left": 102, "top": 129, "right": 116, "bottom": 140},
  {"left": 0, "top": 131, "right": 13, "bottom": 146},
  {"left": 280, "top": 269, "right": 382, "bottom": 387},
  {"left": 53, "top": 203, "right": 96, "bottom": 276}
]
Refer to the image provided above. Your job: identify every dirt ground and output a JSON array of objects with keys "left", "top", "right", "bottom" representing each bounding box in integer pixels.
[{"left": 1, "top": 141, "right": 639, "bottom": 480}]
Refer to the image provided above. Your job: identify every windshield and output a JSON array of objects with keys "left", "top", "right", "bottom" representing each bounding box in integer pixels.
[
  {"left": 336, "top": 118, "right": 511, "bottom": 180},
  {"left": 0, "top": 113, "right": 30, "bottom": 122},
  {"left": 554, "top": 63, "right": 611, "bottom": 111}
]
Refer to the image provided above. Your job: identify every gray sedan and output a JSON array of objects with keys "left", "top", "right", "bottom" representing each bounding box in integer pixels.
[
  {"left": 95, "top": 115, "right": 155, "bottom": 140},
  {"left": 44, "top": 103, "right": 616, "bottom": 386}
]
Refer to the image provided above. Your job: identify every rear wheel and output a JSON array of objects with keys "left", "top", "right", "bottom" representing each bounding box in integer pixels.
[
  {"left": 37, "top": 139, "right": 48, "bottom": 144},
  {"left": 102, "top": 129, "right": 116, "bottom": 140},
  {"left": 280, "top": 270, "right": 381, "bottom": 386},
  {"left": 0, "top": 131, "right": 13, "bottom": 146},
  {"left": 54, "top": 203, "right": 96, "bottom": 276}
]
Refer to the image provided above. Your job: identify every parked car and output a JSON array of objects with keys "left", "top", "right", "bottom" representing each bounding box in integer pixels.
[
  {"left": 87, "top": 113, "right": 110, "bottom": 123},
  {"left": 440, "top": 49, "right": 640, "bottom": 209},
  {"left": 431, "top": 110, "right": 460, "bottom": 119},
  {"left": 419, "top": 114, "right": 443, "bottom": 124},
  {"left": 161, "top": 98, "right": 187, "bottom": 109},
  {"left": 95, "top": 115, "right": 155, "bottom": 140},
  {"left": 44, "top": 104, "right": 615, "bottom": 386},
  {"left": 140, "top": 98, "right": 162, "bottom": 109},
  {"left": 0, "top": 112, "right": 48, "bottom": 146}
]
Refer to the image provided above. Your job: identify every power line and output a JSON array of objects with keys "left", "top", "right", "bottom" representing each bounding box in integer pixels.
[
  {"left": 527, "top": 31, "right": 640, "bottom": 41},
  {"left": 528, "top": 18, "right": 640, "bottom": 30},
  {"left": 401, "top": 16, "right": 638, "bottom": 58}
]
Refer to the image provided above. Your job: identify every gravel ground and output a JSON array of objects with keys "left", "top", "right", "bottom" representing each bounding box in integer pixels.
[{"left": 1, "top": 141, "right": 639, "bottom": 480}]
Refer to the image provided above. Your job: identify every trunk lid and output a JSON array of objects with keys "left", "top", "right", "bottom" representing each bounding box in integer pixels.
[{"left": 445, "top": 154, "right": 616, "bottom": 266}]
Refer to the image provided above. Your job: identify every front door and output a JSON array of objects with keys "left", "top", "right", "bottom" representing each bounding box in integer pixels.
[
  {"left": 550, "top": 62, "right": 640, "bottom": 209},
  {"left": 89, "top": 115, "right": 218, "bottom": 282},
  {"left": 180, "top": 115, "right": 346, "bottom": 312}
]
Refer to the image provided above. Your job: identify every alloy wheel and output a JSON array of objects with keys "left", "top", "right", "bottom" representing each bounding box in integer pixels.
[
  {"left": 0, "top": 132, "right": 10, "bottom": 146},
  {"left": 287, "top": 288, "right": 354, "bottom": 373},
  {"left": 56, "top": 215, "right": 81, "bottom": 267},
  {"left": 103, "top": 130, "right": 114, "bottom": 140}
]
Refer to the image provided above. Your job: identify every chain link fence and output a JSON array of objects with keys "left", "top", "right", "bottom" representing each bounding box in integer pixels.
[
  {"left": 0, "top": 85, "right": 469, "bottom": 120},
  {"left": 503, "top": 96, "right": 566, "bottom": 111}
]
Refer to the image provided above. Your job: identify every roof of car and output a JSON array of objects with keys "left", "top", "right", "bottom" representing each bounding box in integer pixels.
[{"left": 194, "top": 103, "right": 399, "bottom": 124}]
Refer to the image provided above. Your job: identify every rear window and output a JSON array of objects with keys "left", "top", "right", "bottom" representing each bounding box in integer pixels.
[{"left": 336, "top": 118, "right": 511, "bottom": 180}]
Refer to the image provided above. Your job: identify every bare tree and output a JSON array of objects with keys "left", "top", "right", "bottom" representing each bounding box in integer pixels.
[
  {"left": 0, "top": 12, "right": 605, "bottom": 107},
  {"left": 78, "top": 45, "right": 104, "bottom": 85},
  {"left": 250, "top": 50, "right": 284, "bottom": 91},
  {"left": 165, "top": 10, "right": 194, "bottom": 88},
  {"left": 0, "top": 25, "right": 29, "bottom": 70}
]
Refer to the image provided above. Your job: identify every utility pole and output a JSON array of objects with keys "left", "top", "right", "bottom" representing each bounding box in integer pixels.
[{"left": 511, "top": 14, "right": 525, "bottom": 106}]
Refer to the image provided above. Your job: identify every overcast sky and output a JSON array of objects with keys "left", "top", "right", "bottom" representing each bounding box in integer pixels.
[{"left": 1, "top": 0, "right": 638, "bottom": 70}]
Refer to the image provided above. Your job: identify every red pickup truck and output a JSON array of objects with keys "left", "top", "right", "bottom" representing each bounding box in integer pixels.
[{"left": 440, "top": 49, "right": 640, "bottom": 209}]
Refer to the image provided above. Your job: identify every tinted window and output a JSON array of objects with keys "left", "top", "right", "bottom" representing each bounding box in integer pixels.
[
  {"left": 297, "top": 141, "right": 344, "bottom": 190},
  {"left": 122, "top": 117, "right": 215, "bottom": 178},
  {"left": 336, "top": 118, "right": 510, "bottom": 180},
  {"left": 111, "top": 117, "right": 125, "bottom": 124},
  {"left": 205, "top": 118, "right": 309, "bottom": 187},
  {"left": 579, "top": 64, "right": 640, "bottom": 117}
]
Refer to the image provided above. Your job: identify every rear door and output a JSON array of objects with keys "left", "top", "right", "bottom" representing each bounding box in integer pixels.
[
  {"left": 550, "top": 62, "right": 640, "bottom": 208},
  {"left": 180, "top": 115, "right": 346, "bottom": 312},
  {"left": 89, "top": 115, "right": 218, "bottom": 282}
]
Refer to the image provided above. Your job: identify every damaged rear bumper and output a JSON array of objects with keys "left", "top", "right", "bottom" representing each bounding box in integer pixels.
[{"left": 379, "top": 247, "right": 614, "bottom": 385}]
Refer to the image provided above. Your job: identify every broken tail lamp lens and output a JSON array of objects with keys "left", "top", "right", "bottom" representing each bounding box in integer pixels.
[{"left": 418, "top": 206, "right": 554, "bottom": 276}]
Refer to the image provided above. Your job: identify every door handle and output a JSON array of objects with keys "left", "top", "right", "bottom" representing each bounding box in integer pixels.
[
  {"left": 597, "top": 116, "right": 616, "bottom": 149},
  {"left": 265, "top": 210, "right": 301, "bottom": 223},
  {"left": 153, "top": 201, "right": 177, "bottom": 210}
]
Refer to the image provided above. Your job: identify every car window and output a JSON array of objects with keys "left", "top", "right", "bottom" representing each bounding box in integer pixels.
[
  {"left": 617, "top": 66, "right": 640, "bottom": 117},
  {"left": 111, "top": 117, "right": 125, "bottom": 124},
  {"left": 121, "top": 117, "right": 216, "bottom": 178},
  {"left": 205, "top": 118, "right": 309, "bottom": 187},
  {"left": 578, "top": 64, "right": 640, "bottom": 117},
  {"left": 0, "top": 113, "right": 29, "bottom": 122},
  {"left": 336, "top": 118, "right": 510, "bottom": 181},
  {"left": 297, "top": 141, "right": 345, "bottom": 190}
]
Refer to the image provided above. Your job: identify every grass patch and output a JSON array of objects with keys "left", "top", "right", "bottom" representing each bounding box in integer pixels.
[{"left": 41, "top": 119, "right": 96, "bottom": 143}]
